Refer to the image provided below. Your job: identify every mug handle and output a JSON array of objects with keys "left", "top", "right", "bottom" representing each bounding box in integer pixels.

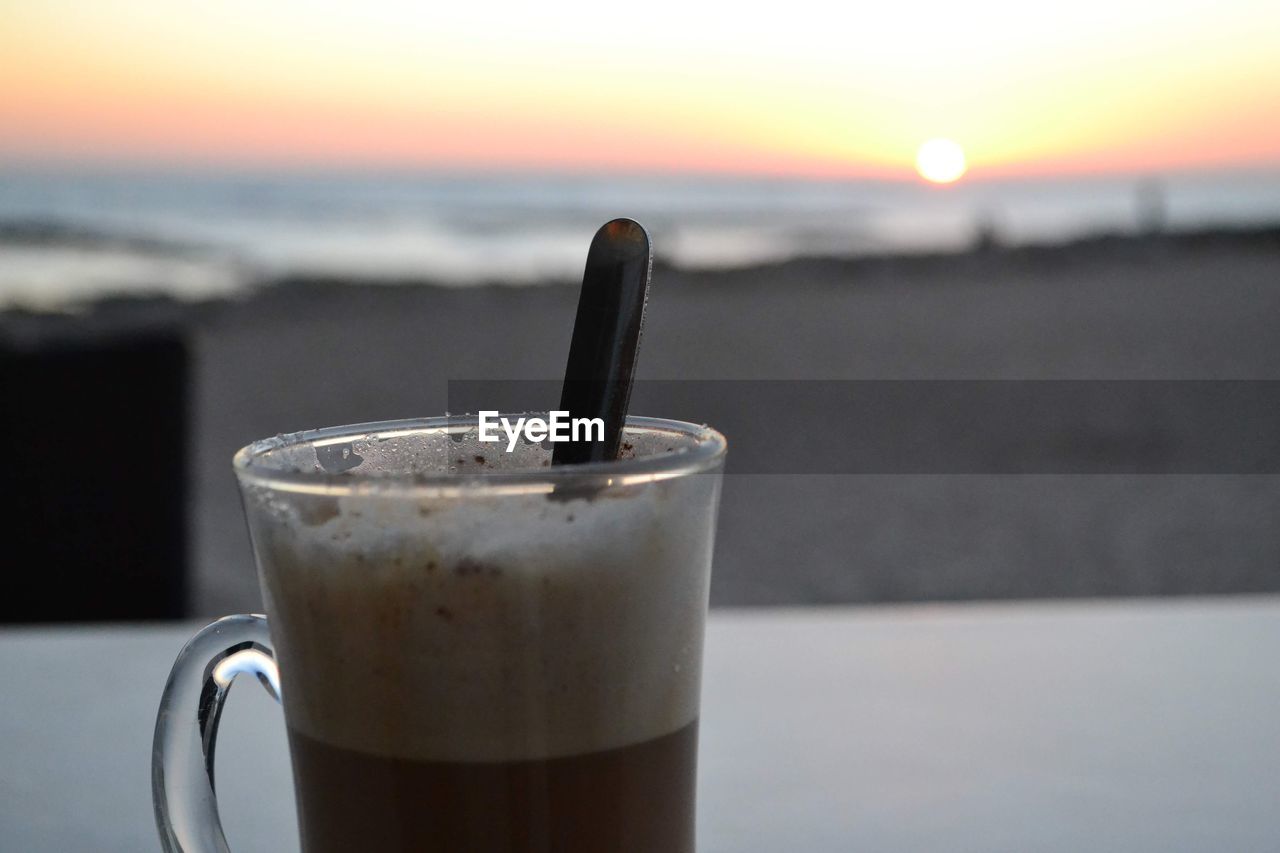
[{"left": 152, "top": 615, "right": 281, "bottom": 853}]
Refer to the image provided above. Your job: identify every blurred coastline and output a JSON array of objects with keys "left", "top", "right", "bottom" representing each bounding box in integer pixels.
[{"left": 4, "top": 167, "right": 1280, "bottom": 309}]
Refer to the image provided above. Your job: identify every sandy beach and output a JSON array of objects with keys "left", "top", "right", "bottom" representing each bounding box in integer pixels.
[
  {"left": 164, "top": 229, "right": 1278, "bottom": 614},
  {"left": 6, "top": 229, "right": 1279, "bottom": 615}
]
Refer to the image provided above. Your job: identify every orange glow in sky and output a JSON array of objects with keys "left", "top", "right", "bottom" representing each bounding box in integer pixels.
[{"left": 1, "top": 0, "right": 1278, "bottom": 178}]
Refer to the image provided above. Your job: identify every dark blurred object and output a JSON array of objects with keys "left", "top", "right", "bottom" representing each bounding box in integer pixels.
[
  {"left": 971, "top": 209, "right": 1002, "bottom": 252},
  {"left": 0, "top": 303, "right": 189, "bottom": 622},
  {"left": 1136, "top": 177, "right": 1168, "bottom": 235}
]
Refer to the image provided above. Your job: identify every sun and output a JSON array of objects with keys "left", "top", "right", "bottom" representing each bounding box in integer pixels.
[{"left": 915, "top": 138, "right": 967, "bottom": 184}]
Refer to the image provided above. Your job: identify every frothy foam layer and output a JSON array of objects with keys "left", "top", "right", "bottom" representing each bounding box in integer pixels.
[{"left": 247, "top": 475, "right": 718, "bottom": 763}]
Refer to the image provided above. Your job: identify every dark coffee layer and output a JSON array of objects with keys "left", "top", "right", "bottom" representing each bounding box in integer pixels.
[{"left": 288, "top": 720, "right": 698, "bottom": 853}]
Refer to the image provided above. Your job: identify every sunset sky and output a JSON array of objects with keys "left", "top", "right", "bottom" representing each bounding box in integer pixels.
[{"left": 2, "top": 0, "right": 1278, "bottom": 179}]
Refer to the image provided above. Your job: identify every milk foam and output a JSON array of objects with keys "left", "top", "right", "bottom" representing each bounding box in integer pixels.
[{"left": 247, "top": 474, "right": 718, "bottom": 763}]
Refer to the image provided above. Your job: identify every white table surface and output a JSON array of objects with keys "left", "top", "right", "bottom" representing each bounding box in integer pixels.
[{"left": 2, "top": 597, "right": 1278, "bottom": 852}]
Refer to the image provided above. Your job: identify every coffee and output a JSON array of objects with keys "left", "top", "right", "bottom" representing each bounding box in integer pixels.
[
  {"left": 288, "top": 721, "right": 697, "bottom": 853},
  {"left": 238, "top": 425, "right": 722, "bottom": 852}
]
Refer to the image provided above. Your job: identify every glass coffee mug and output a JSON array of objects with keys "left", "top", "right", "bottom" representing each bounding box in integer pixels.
[{"left": 153, "top": 415, "right": 726, "bottom": 853}]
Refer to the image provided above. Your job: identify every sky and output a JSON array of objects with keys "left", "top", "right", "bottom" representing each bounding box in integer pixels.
[{"left": 2, "top": 0, "right": 1278, "bottom": 179}]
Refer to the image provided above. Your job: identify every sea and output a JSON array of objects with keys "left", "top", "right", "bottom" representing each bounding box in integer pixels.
[{"left": 2, "top": 167, "right": 1278, "bottom": 309}]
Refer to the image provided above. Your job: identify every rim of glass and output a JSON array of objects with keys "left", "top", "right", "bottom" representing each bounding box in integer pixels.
[{"left": 233, "top": 414, "right": 726, "bottom": 496}]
